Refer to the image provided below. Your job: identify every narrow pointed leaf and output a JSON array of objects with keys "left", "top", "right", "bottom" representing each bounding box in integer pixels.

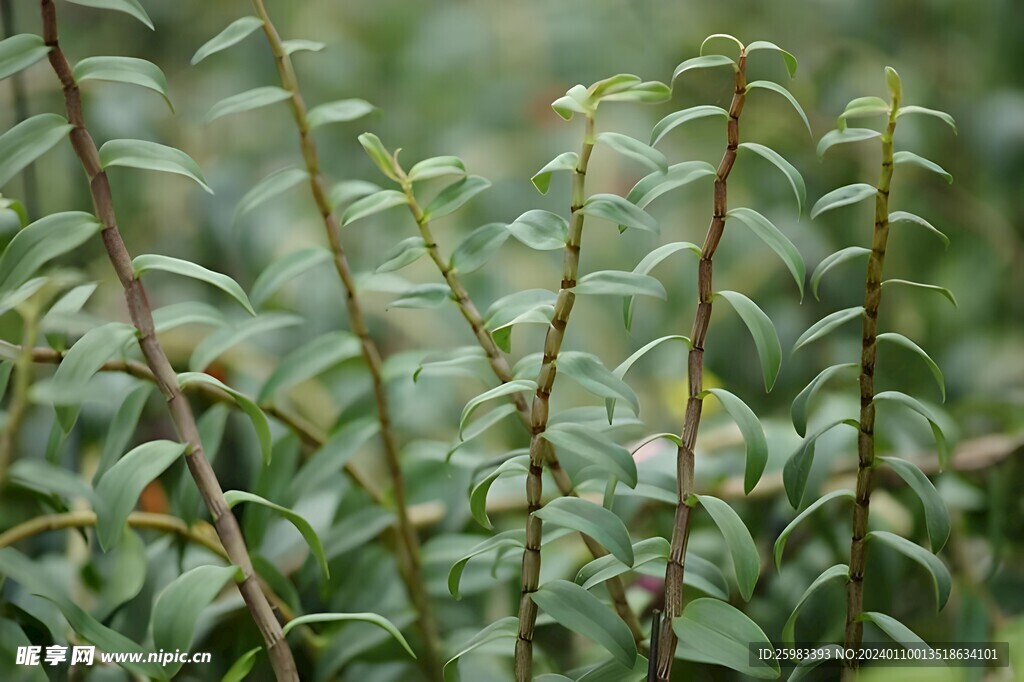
[
  {"left": 727, "top": 208, "right": 805, "bottom": 298},
  {"left": 94, "top": 384, "right": 153, "bottom": 484},
  {"left": 746, "top": 80, "right": 812, "bottom": 135},
  {"left": 357, "top": 132, "right": 400, "bottom": 182},
  {"left": 535, "top": 498, "right": 633, "bottom": 565},
  {"left": 705, "top": 389, "right": 768, "bottom": 493},
  {"left": 774, "top": 490, "right": 855, "bottom": 569},
  {"left": 341, "top": 189, "right": 408, "bottom": 225},
  {"left": 282, "top": 39, "right": 325, "bottom": 54},
  {"left": 469, "top": 455, "right": 529, "bottom": 529},
  {"left": 877, "top": 333, "right": 945, "bottom": 401},
  {"left": 258, "top": 331, "right": 361, "bottom": 402},
  {"left": 794, "top": 306, "right": 864, "bottom": 350},
  {"left": 580, "top": 193, "right": 658, "bottom": 233},
  {"left": 873, "top": 391, "right": 949, "bottom": 468},
  {"left": 251, "top": 247, "right": 332, "bottom": 307},
  {"left": 531, "top": 152, "right": 578, "bottom": 194},
  {"left": 672, "top": 54, "right": 735, "bottom": 81},
  {"left": 542, "top": 423, "right": 637, "bottom": 488},
  {"left": 673, "top": 598, "right": 779, "bottom": 679},
  {"left": 897, "top": 105, "right": 957, "bottom": 132},
  {"left": 99, "top": 139, "right": 212, "bottom": 193},
  {"left": 783, "top": 564, "right": 849, "bottom": 645},
  {"left": 598, "top": 80, "right": 670, "bottom": 104},
  {"left": 282, "top": 613, "right": 415, "bottom": 658},
  {"left": 448, "top": 531, "right": 525, "bottom": 599},
  {"left": 423, "top": 175, "right": 490, "bottom": 220},
  {"left": 506, "top": 209, "right": 568, "bottom": 250},
  {"left": 816, "top": 128, "right": 881, "bottom": 159},
  {"left": 856, "top": 612, "right": 930, "bottom": 648},
  {"left": 460, "top": 380, "right": 537, "bottom": 438},
  {"left": 791, "top": 363, "right": 858, "bottom": 437},
  {"left": 73, "top": 56, "right": 171, "bottom": 109},
  {"left": 409, "top": 155, "right": 466, "bottom": 183},
  {"left": 191, "top": 16, "right": 263, "bottom": 64},
  {"left": 695, "top": 495, "right": 759, "bottom": 600},
  {"left": 810, "top": 183, "right": 875, "bottom": 219},
  {"left": 0, "top": 34, "right": 50, "bottom": 81},
  {"left": 746, "top": 40, "right": 798, "bottom": 77},
  {"left": 715, "top": 290, "right": 782, "bottom": 391},
  {"left": 700, "top": 33, "right": 744, "bottom": 55},
  {"left": 0, "top": 211, "right": 101, "bottom": 294},
  {"left": 650, "top": 106, "right": 728, "bottom": 146},
  {"left": 893, "top": 150, "right": 952, "bottom": 183},
  {"left": 576, "top": 537, "right": 669, "bottom": 589},
  {"left": 450, "top": 223, "right": 509, "bottom": 273},
  {"left": 609, "top": 335, "right": 691, "bottom": 417},
  {"left": 596, "top": 132, "right": 667, "bottom": 173},
  {"left": 65, "top": 0, "right": 153, "bottom": 29},
  {"left": 867, "top": 531, "right": 951, "bottom": 608},
  {"left": 878, "top": 456, "right": 950, "bottom": 551},
  {"left": 330, "top": 179, "right": 382, "bottom": 210},
  {"left": 177, "top": 372, "right": 272, "bottom": 466},
  {"left": 837, "top": 96, "right": 889, "bottom": 130},
  {"left": 133, "top": 254, "right": 253, "bottom": 314},
  {"left": 235, "top": 167, "right": 308, "bottom": 221},
  {"left": 190, "top": 313, "right": 304, "bottom": 372},
  {"left": 0, "top": 113, "right": 73, "bottom": 188},
  {"left": 623, "top": 244, "right": 700, "bottom": 331},
  {"left": 889, "top": 211, "right": 949, "bottom": 248},
  {"left": 222, "top": 648, "right": 261, "bottom": 682},
  {"left": 377, "top": 236, "right": 427, "bottom": 273},
  {"left": 811, "top": 246, "right": 870, "bottom": 299},
  {"left": 531, "top": 580, "right": 637, "bottom": 669},
  {"left": 390, "top": 283, "right": 451, "bottom": 309},
  {"left": 558, "top": 351, "right": 639, "bottom": 414},
  {"left": 443, "top": 617, "right": 519, "bottom": 681},
  {"left": 625, "top": 161, "right": 716, "bottom": 210},
  {"left": 307, "top": 99, "right": 375, "bottom": 128},
  {"left": 205, "top": 86, "right": 291, "bottom": 123},
  {"left": 783, "top": 420, "right": 858, "bottom": 508},
  {"left": 224, "top": 490, "right": 329, "bottom": 579},
  {"left": 738, "top": 142, "right": 806, "bottom": 213},
  {"left": 882, "top": 278, "right": 957, "bottom": 307},
  {"left": 575, "top": 271, "right": 666, "bottom": 299}
]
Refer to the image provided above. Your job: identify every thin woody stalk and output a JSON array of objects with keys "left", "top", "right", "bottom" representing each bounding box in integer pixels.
[
  {"left": 653, "top": 51, "right": 747, "bottom": 682},
  {"left": 514, "top": 113, "right": 595, "bottom": 682},
  {"left": 38, "top": 2, "right": 298, "bottom": 678},
  {"left": 843, "top": 82, "right": 900, "bottom": 679},
  {"left": 248, "top": 2, "right": 443, "bottom": 678}
]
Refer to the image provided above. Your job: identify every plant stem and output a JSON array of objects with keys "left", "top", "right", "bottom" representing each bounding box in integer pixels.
[
  {"left": 842, "top": 88, "right": 900, "bottom": 680},
  {"left": 248, "top": 3, "right": 442, "bottom": 678},
  {"left": 0, "top": 0, "right": 38, "bottom": 217},
  {"left": 39, "top": 2, "right": 297, "bottom": 678},
  {"left": 0, "top": 309, "right": 38, "bottom": 487},
  {"left": 652, "top": 51, "right": 747, "bottom": 682},
  {"left": 514, "top": 113, "right": 595, "bottom": 682}
]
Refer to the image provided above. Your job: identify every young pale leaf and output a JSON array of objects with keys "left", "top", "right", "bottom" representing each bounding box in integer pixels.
[
  {"left": 414, "top": 346, "right": 489, "bottom": 384},
  {"left": 576, "top": 537, "right": 669, "bottom": 590},
  {"left": 448, "top": 530, "right": 525, "bottom": 599},
  {"left": 469, "top": 455, "right": 529, "bottom": 529},
  {"left": 575, "top": 271, "right": 666, "bottom": 299},
  {"left": 423, "top": 175, "right": 490, "bottom": 221},
  {"left": 191, "top": 16, "right": 263, "bottom": 64},
  {"left": 881, "top": 279, "right": 957, "bottom": 307},
  {"left": 889, "top": 211, "right": 949, "bottom": 248},
  {"left": 0, "top": 212, "right": 101, "bottom": 294},
  {"left": 650, "top": 105, "right": 728, "bottom": 147},
  {"left": 672, "top": 54, "right": 735, "bottom": 81},
  {"left": 377, "top": 236, "right": 427, "bottom": 273},
  {"left": 877, "top": 456, "right": 950, "bottom": 551},
  {"left": 356, "top": 132, "right": 400, "bottom": 182},
  {"left": 177, "top": 372, "right": 272, "bottom": 466},
  {"left": 0, "top": 113, "right": 73, "bottom": 188},
  {"left": 460, "top": 380, "right": 537, "bottom": 438},
  {"left": 673, "top": 598, "right": 779, "bottom": 679},
  {"left": 541, "top": 423, "right": 638, "bottom": 488},
  {"left": 506, "top": 210, "right": 568, "bottom": 250},
  {"left": 738, "top": 142, "right": 806, "bottom": 213},
  {"left": 856, "top": 612, "right": 930, "bottom": 649},
  {"left": 623, "top": 244, "right": 701, "bottom": 331},
  {"left": 867, "top": 531, "right": 951, "bottom": 608},
  {"left": 531, "top": 152, "right": 578, "bottom": 194},
  {"left": 897, "top": 105, "right": 957, "bottom": 133},
  {"left": 408, "top": 155, "right": 466, "bottom": 183},
  {"left": 793, "top": 306, "right": 864, "bottom": 351},
  {"left": 282, "top": 39, "right": 325, "bottom": 55},
  {"left": 877, "top": 332, "right": 944, "bottom": 401},
  {"left": 443, "top": 617, "right": 518, "bottom": 682},
  {"left": 94, "top": 440, "right": 187, "bottom": 551},
  {"left": 133, "top": 254, "right": 253, "bottom": 314},
  {"left": 715, "top": 290, "right": 782, "bottom": 391},
  {"left": 531, "top": 580, "right": 637, "bottom": 669},
  {"left": 205, "top": 86, "right": 291, "bottom": 123},
  {"left": 0, "top": 34, "right": 50, "bottom": 81},
  {"left": 774, "top": 490, "right": 855, "bottom": 570},
  {"left": 811, "top": 246, "right": 871, "bottom": 300},
  {"left": 557, "top": 351, "right": 639, "bottom": 414},
  {"left": 224, "top": 490, "right": 329, "bottom": 579},
  {"left": 598, "top": 80, "right": 671, "bottom": 104},
  {"left": 73, "top": 56, "right": 171, "bottom": 109},
  {"left": 596, "top": 132, "right": 667, "bottom": 173},
  {"left": 816, "top": 128, "right": 881, "bottom": 159},
  {"left": 810, "top": 183, "right": 875, "bottom": 219},
  {"left": 307, "top": 99, "right": 375, "bottom": 128},
  {"left": 450, "top": 223, "right": 509, "bottom": 273},
  {"left": 783, "top": 420, "right": 858, "bottom": 508},
  {"left": 746, "top": 40, "right": 797, "bottom": 77},
  {"left": 625, "top": 161, "right": 716, "bottom": 210},
  {"left": 99, "top": 139, "right": 212, "bottom": 193},
  {"left": 745, "top": 80, "right": 812, "bottom": 135},
  {"left": 282, "top": 613, "right": 415, "bottom": 658},
  {"left": 330, "top": 179, "right": 381, "bottom": 210},
  {"left": 258, "top": 331, "right": 361, "bottom": 402},
  {"left": 588, "top": 74, "right": 642, "bottom": 99},
  {"left": 389, "top": 283, "right": 451, "bottom": 309},
  {"left": 579, "top": 193, "right": 658, "bottom": 233},
  {"left": 727, "top": 208, "right": 805, "bottom": 298},
  {"left": 222, "top": 648, "right": 261, "bottom": 682},
  {"left": 873, "top": 391, "right": 949, "bottom": 468},
  {"left": 484, "top": 289, "right": 557, "bottom": 349},
  {"left": 235, "top": 167, "right": 309, "bottom": 222},
  {"left": 609, "top": 335, "right": 691, "bottom": 417},
  {"left": 837, "top": 96, "right": 890, "bottom": 130},
  {"left": 705, "top": 388, "right": 768, "bottom": 493},
  {"left": 341, "top": 189, "right": 408, "bottom": 225},
  {"left": 94, "top": 384, "right": 153, "bottom": 484},
  {"left": 791, "top": 363, "right": 859, "bottom": 437},
  {"left": 535, "top": 498, "right": 634, "bottom": 564},
  {"left": 782, "top": 564, "right": 848, "bottom": 645},
  {"left": 696, "top": 495, "right": 760, "bottom": 600},
  {"left": 251, "top": 246, "right": 332, "bottom": 308},
  {"left": 893, "top": 150, "right": 952, "bottom": 183},
  {"left": 65, "top": 0, "right": 153, "bottom": 29}
]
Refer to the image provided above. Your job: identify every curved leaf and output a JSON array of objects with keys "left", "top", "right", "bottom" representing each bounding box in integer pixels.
[
  {"left": 837, "top": 96, "right": 890, "bottom": 130},
  {"left": 774, "top": 490, "right": 855, "bottom": 569},
  {"left": 222, "top": 648, "right": 261, "bottom": 682},
  {"left": 873, "top": 391, "right": 949, "bottom": 468},
  {"left": 251, "top": 246, "right": 332, "bottom": 308},
  {"left": 575, "top": 271, "right": 666, "bottom": 299},
  {"left": 610, "top": 335, "right": 691, "bottom": 417},
  {"left": 704, "top": 388, "right": 768, "bottom": 493},
  {"left": 893, "top": 150, "right": 952, "bottom": 184},
  {"left": 224, "top": 490, "right": 328, "bottom": 580},
  {"left": 99, "top": 139, "right": 212, "bottom": 193},
  {"left": 356, "top": 132, "right": 400, "bottom": 182},
  {"left": 746, "top": 80, "right": 812, "bottom": 135},
  {"left": 235, "top": 167, "right": 309, "bottom": 221},
  {"left": 506, "top": 209, "right": 568, "bottom": 250},
  {"left": 672, "top": 54, "right": 735, "bottom": 81},
  {"left": 715, "top": 290, "right": 782, "bottom": 391},
  {"left": 783, "top": 420, "right": 858, "bottom": 508},
  {"left": 73, "top": 56, "right": 171, "bottom": 109},
  {"left": 726, "top": 207, "right": 805, "bottom": 298},
  {"left": 673, "top": 598, "right": 779, "bottom": 679},
  {"left": 443, "top": 617, "right": 518, "bottom": 682},
  {"left": 625, "top": 161, "right": 716, "bottom": 213},
  {"left": 408, "top": 155, "right": 466, "bottom": 183},
  {"left": 738, "top": 142, "right": 806, "bottom": 213},
  {"left": 878, "top": 456, "right": 950, "bottom": 552},
  {"left": 542, "top": 423, "right": 637, "bottom": 489},
  {"left": 282, "top": 613, "right": 415, "bottom": 658},
  {"left": 881, "top": 278, "right": 957, "bottom": 307},
  {"left": 258, "top": 331, "right": 361, "bottom": 402},
  {"left": 789, "top": 646, "right": 845, "bottom": 682},
  {"left": 867, "top": 531, "right": 951, "bottom": 609},
  {"left": 816, "top": 127, "right": 881, "bottom": 159},
  {"left": 282, "top": 39, "right": 325, "bottom": 55},
  {"left": 531, "top": 580, "right": 637, "bottom": 669},
  {"left": 782, "top": 564, "right": 848, "bottom": 645},
  {"left": 307, "top": 99, "right": 375, "bottom": 129},
  {"left": 811, "top": 246, "right": 870, "bottom": 299},
  {"left": 695, "top": 495, "right": 760, "bottom": 600},
  {"left": 133, "top": 253, "right": 253, "bottom": 314},
  {"left": 390, "top": 283, "right": 451, "bottom": 309},
  {"left": 793, "top": 306, "right": 864, "bottom": 351},
  {"left": 460, "top": 380, "right": 536, "bottom": 438},
  {"left": 177, "top": 372, "right": 272, "bottom": 466},
  {"left": 469, "top": 454, "right": 529, "bottom": 529},
  {"left": 423, "top": 175, "right": 490, "bottom": 220},
  {"left": 558, "top": 351, "right": 639, "bottom": 414},
  {"left": 531, "top": 152, "right": 578, "bottom": 194},
  {"left": 94, "top": 383, "right": 153, "bottom": 484},
  {"left": 856, "top": 611, "right": 930, "bottom": 647},
  {"left": 596, "top": 132, "right": 667, "bottom": 173},
  {"left": 189, "top": 313, "right": 303, "bottom": 373},
  {"left": 576, "top": 537, "right": 669, "bottom": 590},
  {"left": 341, "top": 189, "right": 408, "bottom": 225},
  {"left": 810, "top": 183, "right": 876, "bottom": 219},
  {"left": 450, "top": 222, "right": 510, "bottom": 274},
  {"left": 535, "top": 498, "right": 633, "bottom": 565},
  {"left": 377, "top": 236, "right": 427, "bottom": 273},
  {"left": 746, "top": 40, "right": 797, "bottom": 77},
  {"left": 579, "top": 193, "right": 658, "bottom": 233},
  {"left": 65, "top": 0, "right": 153, "bottom": 29},
  {"left": 0, "top": 113, "right": 73, "bottom": 188},
  {"left": 897, "top": 105, "right": 957, "bottom": 133},
  {"left": 448, "top": 530, "right": 524, "bottom": 599},
  {"left": 0, "top": 211, "right": 101, "bottom": 294},
  {"left": 205, "top": 86, "right": 291, "bottom": 123},
  {"left": 191, "top": 16, "right": 263, "bottom": 64},
  {"left": 624, "top": 244, "right": 700, "bottom": 331},
  {"left": 877, "top": 332, "right": 945, "bottom": 401},
  {"left": 0, "top": 34, "right": 50, "bottom": 81},
  {"left": 650, "top": 106, "right": 728, "bottom": 146},
  {"left": 791, "top": 363, "right": 859, "bottom": 437},
  {"left": 889, "top": 211, "right": 949, "bottom": 248}
]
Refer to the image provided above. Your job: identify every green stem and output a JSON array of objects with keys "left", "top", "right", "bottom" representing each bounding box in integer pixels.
[{"left": 0, "top": 309, "right": 38, "bottom": 487}]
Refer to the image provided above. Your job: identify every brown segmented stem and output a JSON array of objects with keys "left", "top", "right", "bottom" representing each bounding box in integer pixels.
[
  {"left": 39, "top": 1, "right": 297, "bottom": 678},
  {"left": 652, "top": 52, "right": 747, "bottom": 682}
]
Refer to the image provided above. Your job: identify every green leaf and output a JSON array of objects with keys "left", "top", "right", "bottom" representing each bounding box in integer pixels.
[
  {"left": 715, "top": 290, "right": 782, "bottom": 391},
  {"left": 889, "top": 211, "right": 949, "bottom": 248},
  {"left": 774, "top": 490, "right": 855, "bottom": 569},
  {"left": 551, "top": 86, "right": 590, "bottom": 121},
  {"left": 738, "top": 142, "right": 805, "bottom": 213},
  {"left": 7, "top": 458, "right": 92, "bottom": 502},
  {"left": 99, "top": 139, "right": 212, "bottom": 193},
  {"left": 460, "top": 380, "right": 536, "bottom": 438},
  {"left": 307, "top": 99, "right": 375, "bottom": 128},
  {"left": 330, "top": 179, "right": 382, "bottom": 210},
  {"left": 414, "top": 346, "right": 488, "bottom": 383},
  {"left": 695, "top": 495, "right": 760, "bottom": 600},
  {"left": 596, "top": 132, "right": 667, "bottom": 173},
  {"left": 782, "top": 564, "right": 848, "bottom": 645},
  {"left": 152, "top": 564, "right": 240, "bottom": 676},
  {"left": 673, "top": 598, "right": 779, "bottom": 679},
  {"left": 793, "top": 306, "right": 864, "bottom": 351},
  {"left": 531, "top": 580, "right": 637, "bottom": 669},
  {"left": 447, "top": 530, "right": 524, "bottom": 599},
  {"left": 133, "top": 253, "right": 253, "bottom": 314},
  {"left": 177, "top": 372, "right": 273, "bottom": 466},
  {"left": 0, "top": 34, "right": 51, "bottom": 81},
  {"left": 856, "top": 611, "right": 930, "bottom": 648},
  {"left": 746, "top": 40, "right": 797, "bottom": 77},
  {"left": 73, "top": 56, "right": 171, "bottom": 109},
  {"left": 235, "top": 167, "right": 309, "bottom": 222},
  {"left": 224, "top": 490, "right": 329, "bottom": 580},
  {"left": 878, "top": 456, "right": 950, "bottom": 551},
  {"left": 205, "top": 86, "right": 291, "bottom": 123},
  {"left": 588, "top": 74, "right": 643, "bottom": 99},
  {"left": 609, "top": 335, "right": 691, "bottom": 417},
  {"left": 289, "top": 418, "right": 379, "bottom": 500},
  {"left": 557, "top": 351, "right": 639, "bottom": 414},
  {"left": 450, "top": 223, "right": 510, "bottom": 273},
  {"left": 897, "top": 105, "right": 957, "bottom": 133},
  {"left": 341, "top": 189, "right": 408, "bottom": 225},
  {"left": 576, "top": 537, "right": 669, "bottom": 590},
  {"left": 893, "top": 150, "right": 952, "bottom": 183},
  {"left": 598, "top": 80, "right": 671, "bottom": 104},
  {"left": 746, "top": 80, "right": 812, "bottom": 136},
  {"left": 191, "top": 16, "right": 263, "bottom": 64},
  {"left": 580, "top": 193, "right": 658, "bottom": 233},
  {"left": 810, "top": 183, "right": 876, "bottom": 219},
  {"left": 882, "top": 278, "right": 957, "bottom": 307},
  {"left": 0, "top": 211, "right": 101, "bottom": 294},
  {"left": 672, "top": 54, "right": 735, "bottom": 81},
  {"left": 791, "top": 363, "right": 859, "bottom": 437},
  {"left": 251, "top": 246, "right": 332, "bottom": 308},
  {"left": 282, "top": 612, "right": 415, "bottom": 658},
  {"left": 816, "top": 128, "right": 881, "bottom": 159},
  {"left": 623, "top": 244, "right": 700, "bottom": 331},
  {"left": 281, "top": 39, "right": 325, "bottom": 55},
  {"left": 868, "top": 530, "right": 951, "bottom": 608},
  {"left": 542, "top": 423, "right": 637, "bottom": 488},
  {"left": 443, "top": 617, "right": 518, "bottom": 682},
  {"left": 377, "top": 236, "right": 427, "bottom": 273},
  {"left": 506, "top": 210, "right": 567, "bottom": 250},
  {"left": 837, "top": 96, "right": 890, "bottom": 130},
  {"left": 575, "top": 271, "right": 666, "bottom": 299},
  {"left": 408, "top": 155, "right": 466, "bottom": 183},
  {"left": 222, "top": 648, "right": 261, "bottom": 682},
  {"left": 532, "top": 152, "right": 579, "bottom": 194},
  {"left": 811, "top": 246, "right": 870, "bottom": 300},
  {"left": 94, "top": 440, "right": 187, "bottom": 550},
  {"left": 535, "top": 498, "right": 633, "bottom": 564},
  {"left": 873, "top": 391, "right": 949, "bottom": 468},
  {"left": 469, "top": 455, "right": 528, "bottom": 529},
  {"left": 449, "top": 403, "right": 518, "bottom": 460},
  {"left": 625, "top": 161, "right": 716, "bottom": 210},
  {"left": 485, "top": 288, "right": 556, "bottom": 351},
  {"left": 885, "top": 66, "right": 903, "bottom": 99},
  {"left": 789, "top": 646, "right": 845, "bottom": 682},
  {"left": 357, "top": 132, "right": 400, "bottom": 182},
  {"left": 704, "top": 388, "right": 768, "bottom": 493},
  {"left": 390, "top": 283, "right": 451, "bottom": 309},
  {"left": 783, "top": 420, "right": 858, "bottom": 508},
  {"left": 726, "top": 208, "right": 805, "bottom": 299},
  {"left": 878, "top": 332, "right": 945, "bottom": 401},
  {"left": 94, "top": 383, "right": 153, "bottom": 484},
  {"left": 65, "top": 0, "right": 153, "bottom": 29},
  {"left": 0, "top": 113, "right": 73, "bottom": 189},
  {"left": 258, "top": 331, "right": 361, "bottom": 402},
  {"left": 651, "top": 105, "right": 728, "bottom": 146},
  {"left": 423, "top": 175, "right": 491, "bottom": 220}
]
